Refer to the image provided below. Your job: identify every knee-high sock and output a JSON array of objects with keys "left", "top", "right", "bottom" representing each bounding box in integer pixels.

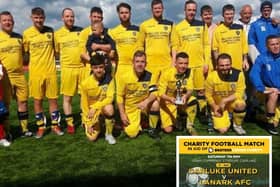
[
  {"left": 35, "top": 112, "right": 46, "bottom": 127},
  {"left": 149, "top": 111, "right": 159, "bottom": 129},
  {"left": 233, "top": 109, "right": 246, "bottom": 126},
  {"left": 65, "top": 114, "right": 74, "bottom": 127},
  {"left": 18, "top": 111, "right": 28, "bottom": 132},
  {"left": 105, "top": 118, "right": 114, "bottom": 135},
  {"left": 186, "top": 100, "right": 197, "bottom": 128},
  {"left": 275, "top": 107, "right": 280, "bottom": 124},
  {"left": 266, "top": 113, "right": 276, "bottom": 125},
  {"left": 197, "top": 95, "right": 206, "bottom": 113},
  {"left": 51, "top": 110, "right": 61, "bottom": 126}
]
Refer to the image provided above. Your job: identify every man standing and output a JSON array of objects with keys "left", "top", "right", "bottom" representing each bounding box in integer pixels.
[
  {"left": 200, "top": 5, "right": 218, "bottom": 132},
  {"left": 236, "top": 5, "right": 257, "bottom": 122},
  {"left": 236, "top": 4, "right": 253, "bottom": 37},
  {"left": 159, "top": 52, "right": 197, "bottom": 135},
  {"left": 80, "top": 7, "right": 111, "bottom": 75},
  {"left": 200, "top": 5, "right": 217, "bottom": 50},
  {"left": 80, "top": 54, "right": 116, "bottom": 144},
  {"left": 250, "top": 35, "right": 280, "bottom": 135},
  {"left": 117, "top": 51, "right": 160, "bottom": 139},
  {"left": 213, "top": 4, "right": 249, "bottom": 71},
  {"left": 137, "top": 0, "right": 174, "bottom": 81},
  {"left": 172, "top": 0, "right": 211, "bottom": 121},
  {"left": 23, "top": 7, "right": 63, "bottom": 138},
  {"left": 248, "top": 1, "right": 280, "bottom": 62},
  {"left": 205, "top": 53, "right": 247, "bottom": 135},
  {"left": 54, "top": 8, "right": 85, "bottom": 134},
  {"left": 109, "top": 2, "right": 139, "bottom": 78},
  {"left": 0, "top": 11, "right": 32, "bottom": 137}
]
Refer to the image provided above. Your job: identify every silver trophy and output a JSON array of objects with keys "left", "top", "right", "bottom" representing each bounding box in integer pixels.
[{"left": 175, "top": 80, "right": 184, "bottom": 105}]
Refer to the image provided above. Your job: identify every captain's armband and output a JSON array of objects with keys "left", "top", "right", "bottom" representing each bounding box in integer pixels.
[{"left": 149, "top": 85, "right": 158, "bottom": 93}]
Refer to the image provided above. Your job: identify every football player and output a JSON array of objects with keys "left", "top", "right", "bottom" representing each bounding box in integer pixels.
[{"left": 80, "top": 54, "right": 116, "bottom": 144}]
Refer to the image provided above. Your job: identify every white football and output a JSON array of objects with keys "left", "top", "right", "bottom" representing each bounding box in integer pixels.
[
  {"left": 186, "top": 173, "right": 199, "bottom": 184},
  {"left": 186, "top": 167, "right": 209, "bottom": 187}
]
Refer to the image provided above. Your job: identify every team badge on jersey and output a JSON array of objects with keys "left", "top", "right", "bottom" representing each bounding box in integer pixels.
[
  {"left": 47, "top": 34, "right": 52, "bottom": 39},
  {"left": 230, "top": 83, "right": 236, "bottom": 90},
  {"left": 182, "top": 79, "right": 187, "bottom": 85},
  {"left": 261, "top": 26, "right": 266, "bottom": 32},
  {"left": 133, "top": 31, "right": 136, "bottom": 36},
  {"left": 142, "top": 83, "right": 148, "bottom": 89},
  {"left": 196, "top": 28, "right": 200, "bottom": 32},
  {"left": 102, "top": 86, "right": 108, "bottom": 91},
  {"left": 77, "top": 32, "right": 80, "bottom": 36},
  {"left": 164, "top": 26, "right": 168, "bottom": 31},
  {"left": 236, "top": 31, "right": 240, "bottom": 35}
]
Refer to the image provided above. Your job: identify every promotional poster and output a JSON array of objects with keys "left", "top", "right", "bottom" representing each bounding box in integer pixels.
[{"left": 177, "top": 136, "right": 271, "bottom": 187}]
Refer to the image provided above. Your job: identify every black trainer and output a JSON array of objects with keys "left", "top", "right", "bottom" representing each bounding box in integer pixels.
[
  {"left": 266, "top": 123, "right": 279, "bottom": 135},
  {"left": 147, "top": 128, "right": 161, "bottom": 140}
]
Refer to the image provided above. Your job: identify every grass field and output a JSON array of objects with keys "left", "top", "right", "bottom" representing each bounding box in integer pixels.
[{"left": 0, "top": 72, "right": 279, "bottom": 186}]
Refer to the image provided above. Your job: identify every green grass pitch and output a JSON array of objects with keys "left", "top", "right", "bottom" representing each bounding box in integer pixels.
[{"left": 0, "top": 71, "right": 279, "bottom": 187}]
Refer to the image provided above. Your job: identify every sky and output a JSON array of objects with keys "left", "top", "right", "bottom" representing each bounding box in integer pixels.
[{"left": 1, "top": 0, "right": 280, "bottom": 33}]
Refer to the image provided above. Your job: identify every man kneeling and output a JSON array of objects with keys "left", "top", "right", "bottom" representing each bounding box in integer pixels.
[
  {"left": 80, "top": 54, "right": 116, "bottom": 144},
  {"left": 158, "top": 52, "right": 197, "bottom": 135},
  {"left": 116, "top": 51, "right": 160, "bottom": 139},
  {"left": 205, "top": 53, "right": 246, "bottom": 134}
]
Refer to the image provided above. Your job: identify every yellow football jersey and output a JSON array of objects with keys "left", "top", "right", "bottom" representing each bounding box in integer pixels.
[
  {"left": 137, "top": 18, "right": 174, "bottom": 67},
  {"left": 109, "top": 24, "right": 139, "bottom": 66},
  {"left": 116, "top": 68, "right": 157, "bottom": 112},
  {"left": 212, "top": 23, "right": 248, "bottom": 70},
  {"left": 54, "top": 26, "right": 84, "bottom": 68},
  {"left": 23, "top": 26, "right": 56, "bottom": 76},
  {"left": 205, "top": 69, "right": 245, "bottom": 105},
  {"left": 0, "top": 31, "right": 23, "bottom": 75},
  {"left": 79, "top": 26, "right": 92, "bottom": 55},
  {"left": 80, "top": 72, "right": 115, "bottom": 114},
  {"left": 79, "top": 26, "right": 94, "bottom": 72},
  {"left": 158, "top": 67, "right": 194, "bottom": 97},
  {"left": 172, "top": 19, "right": 211, "bottom": 68}
]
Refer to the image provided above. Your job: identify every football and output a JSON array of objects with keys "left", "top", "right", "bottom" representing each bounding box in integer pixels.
[{"left": 186, "top": 167, "right": 209, "bottom": 187}]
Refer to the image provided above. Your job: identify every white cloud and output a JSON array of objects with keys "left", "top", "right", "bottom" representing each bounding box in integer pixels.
[{"left": 0, "top": 0, "right": 279, "bottom": 33}]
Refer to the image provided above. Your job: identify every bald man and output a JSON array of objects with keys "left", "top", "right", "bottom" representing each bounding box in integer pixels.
[
  {"left": 236, "top": 5, "right": 256, "bottom": 122},
  {"left": 236, "top": 5, "right": 253, "bottom": 37}
]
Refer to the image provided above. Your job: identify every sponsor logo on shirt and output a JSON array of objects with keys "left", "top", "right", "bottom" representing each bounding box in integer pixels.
[{"left": 47, "top": 33, "right": 52, "bottom": 39}]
